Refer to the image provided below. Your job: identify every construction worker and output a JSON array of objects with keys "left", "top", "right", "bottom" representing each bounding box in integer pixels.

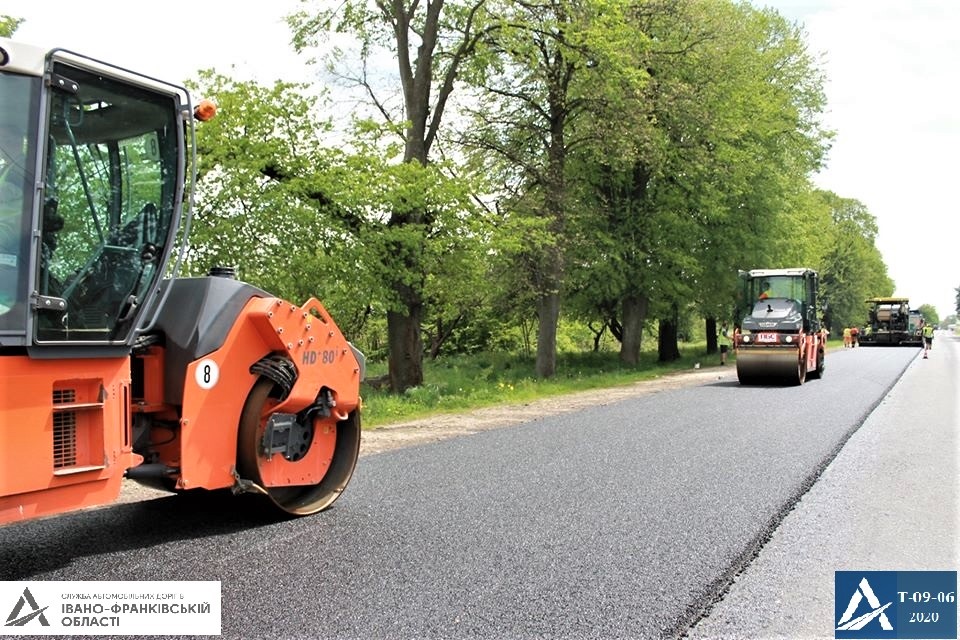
[
  {"left": 758, "top": 281, "right": 773, "bottom": 300},
  {"left": 842, "top": 326, "right": 852, "bottom": 348},
  {"left": 718, "top": 321, "right": 732, "bottom": 365},
  {"left": 922, "top": 321, "right": 934, "bottom": 358}
]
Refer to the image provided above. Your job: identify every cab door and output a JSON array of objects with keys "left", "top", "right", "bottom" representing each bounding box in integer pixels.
[{"left": 34, "top": 59, "right": 184, "bottom": 345}]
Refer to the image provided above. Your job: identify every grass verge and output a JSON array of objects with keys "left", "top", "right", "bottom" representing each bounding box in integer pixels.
[
  {"left": 360, "top": 336, "right": 848, "bottom": 428},
  {"left": 360, "top": 344, "right": 724, "bottom": 428}
]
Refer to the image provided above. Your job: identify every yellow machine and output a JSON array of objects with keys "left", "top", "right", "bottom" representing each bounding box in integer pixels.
[
  {"left": 858, "top": 297, "right": 923, "bottom": 346},
  {"left": 0, "top": 38, "right": 363, "bottom": 524}
]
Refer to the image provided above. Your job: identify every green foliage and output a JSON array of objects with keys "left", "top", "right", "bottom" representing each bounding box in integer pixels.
[
  {"left": 549, "top": 0, "right": 832, "bottom": 362},
  {"left": 0, "top": 15, "right": 22, "bottom": 37},
  {"left": 186, "top": 72, "right": 493, "bottom": 359},
  {"left": 186, "top": 73, "right": 376, "bottom": 336},
  {"left": 289, "top": 0, "right": 500, "bottom": 390},
  {"left": 917, "top": 304, "right": 939, "bottom": 327},
  {"left": 814, "top": 191, "right": 893, "bottom": 331},
  {"left": 175, "top": 0, "right": 896, "bottom": 391}
]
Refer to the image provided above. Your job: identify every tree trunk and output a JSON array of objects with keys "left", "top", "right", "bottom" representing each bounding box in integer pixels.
[
  {"left": 536, "top": 291, "right": 560, "bottom": 378},
  {"left": 588, "top": 322, "right": 605, "bottom": 352},
  {"left": 657, "top": 307, "right": 681, "bottom": 363},
  {"left": 705, "top": 317, "right": 717, "bottom": 354},
  {"left": 387, "top": 305, "right": 424, "bottom": 393},
  {"left": 426, "top": 314, "right": 463, "bottom": 359},
  {"left": 381, "top": 0, "right": 458, "bottom": 393},
  {"left": 619, "top": 293, "right": 648, "bottom": 365},
  {"left": 533, "top": 108, "right": 567, "bottom": 379},
  {"left": 519, "top": 317, "right": 533, "bottom": 359}
]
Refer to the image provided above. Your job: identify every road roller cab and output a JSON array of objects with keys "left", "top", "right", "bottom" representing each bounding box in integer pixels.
[{"left": 733, "top": 268, "right": 825, "bottom": 385}]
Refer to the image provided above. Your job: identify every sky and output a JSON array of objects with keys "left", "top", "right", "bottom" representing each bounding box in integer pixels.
[
  {"left": 759, "top": 0, "right": 960, "bottom": 320},
  {"left": 2, "top": 0, "right": 958, "bottom": 319}
]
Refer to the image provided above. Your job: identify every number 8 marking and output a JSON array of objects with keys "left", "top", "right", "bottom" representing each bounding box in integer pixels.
[{"left": 195, "top": 358, "right": 220, "bottom": 390}]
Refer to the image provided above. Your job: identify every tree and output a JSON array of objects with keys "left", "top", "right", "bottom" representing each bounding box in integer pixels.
[
  {"left": 460, "top": 0, "right": 577, "bottom": 378},
  {"left": 186, "top": 73, "right": 377, "bottom": 340},
  {"left": 816, "top": 191, "right": 892, "bottom": 332},
  {"left": 289, "top": 0, "right": 493, "bottom": 392},
  {"left": 563, "top": 1, "right": 830, "bottom": 364},
  {"left": 188, "top": 72, "right": 485, "bottom": 362},
  {"left": 462, "top": 0, "right": 653, "bottom": 375},
  {"left": 667, "top": 4, "right": 830, "bottom": 362},
  {"left": 681, "top": 3, "right": 830, "bottom": 353}
]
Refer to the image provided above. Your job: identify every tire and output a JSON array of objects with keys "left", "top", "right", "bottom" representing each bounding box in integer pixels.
[{"left": 807, "top": 348, "right": 825, "bottom": 380}]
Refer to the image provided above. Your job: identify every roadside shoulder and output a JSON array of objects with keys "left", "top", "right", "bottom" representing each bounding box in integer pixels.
[{"left": 361, "top": 366, "right": 736, "bottom": 455}]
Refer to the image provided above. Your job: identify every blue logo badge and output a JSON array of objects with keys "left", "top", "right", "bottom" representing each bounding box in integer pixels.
[{"left": 835, "top": 571, "right": 957, "bottom": 639}]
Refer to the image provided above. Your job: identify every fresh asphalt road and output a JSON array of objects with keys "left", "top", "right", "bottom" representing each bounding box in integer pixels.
[
  {"left": 0, "top": 343, "right": 936, "bottom": 639},
  {"left": 690, "top": 332, "right": 958, "bottom": 639}
]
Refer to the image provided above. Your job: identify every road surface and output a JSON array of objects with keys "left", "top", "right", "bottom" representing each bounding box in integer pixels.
[{"left": 0, "top": 339, "right": 954, "bottom": 639}]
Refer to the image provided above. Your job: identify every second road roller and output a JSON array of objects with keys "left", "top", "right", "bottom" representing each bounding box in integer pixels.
[{"left": 733, "top": 268, "right": 826, "bottom": 385}]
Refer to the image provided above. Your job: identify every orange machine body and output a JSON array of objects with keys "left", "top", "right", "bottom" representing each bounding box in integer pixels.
[
  {"left": 152, "top": 294, "right": 362, "bottom": 492},
  {"left": 0, "top": 356, "right": 141, "bottom": 522},
  {"left": 1, "top": 289, "right": 363, "bottom": 525}
]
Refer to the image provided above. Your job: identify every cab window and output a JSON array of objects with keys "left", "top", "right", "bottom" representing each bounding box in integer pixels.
[{"left": 36, "top": 62, "right": 179, "bottom": 343}]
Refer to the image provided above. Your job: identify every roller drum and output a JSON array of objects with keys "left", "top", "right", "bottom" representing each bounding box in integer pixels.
[{"left": 736, "top": 346, "right": 804, "bottom": 385}]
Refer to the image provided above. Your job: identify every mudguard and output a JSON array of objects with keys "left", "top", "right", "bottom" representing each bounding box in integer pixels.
[{"left": 152, "top": 279, "right": 363, "bottom": 492}]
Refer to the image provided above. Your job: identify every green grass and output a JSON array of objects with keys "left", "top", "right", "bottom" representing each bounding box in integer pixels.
[
  {"left": 359, "top": 344, "right": 718, "bottom": 428},
  {"left": 359, "top": 335, "right": 850, "bottom": 428}
]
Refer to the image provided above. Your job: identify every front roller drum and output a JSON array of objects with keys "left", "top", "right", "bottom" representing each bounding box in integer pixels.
[
  {"left": 736, "top": 346, "right": 806, "bottom": 385},
  {"left": 237, "top": 378, "right": 361, "bottom": 516}
]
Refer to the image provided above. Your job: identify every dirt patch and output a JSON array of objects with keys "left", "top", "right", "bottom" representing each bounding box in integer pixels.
[{"left": 359, "top": 365, "right": 734, "bottom": 455}]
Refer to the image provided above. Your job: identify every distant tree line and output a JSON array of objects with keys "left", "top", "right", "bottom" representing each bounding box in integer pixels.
[{"left": 2, "top": 3, "right": 897, "bottom": 392}]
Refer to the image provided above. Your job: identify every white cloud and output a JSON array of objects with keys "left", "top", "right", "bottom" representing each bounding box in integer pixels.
[
  {"left": 3, "top": 0, "right": 312, "bottom": 85},
  {"left": 765, "top": 0, "right": 960, "bottom": 318}
]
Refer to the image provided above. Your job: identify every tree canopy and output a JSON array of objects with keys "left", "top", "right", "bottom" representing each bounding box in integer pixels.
[
  {"left": 4, "top": 2, "right": 902, "bottom": 388},
  {"left": 0, "top": 15, "right": 22, "bottom": 37},
  {"left": 186, "top": 0, "right": 895, "bottom": 382}
]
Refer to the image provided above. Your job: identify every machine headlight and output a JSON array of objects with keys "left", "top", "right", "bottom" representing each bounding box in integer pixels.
[
  {"left": 784, "top": 335, "right": 793, "bottom": 344},
  {"left": 742, "top": 335, "right": 751, "bottom": 343}
]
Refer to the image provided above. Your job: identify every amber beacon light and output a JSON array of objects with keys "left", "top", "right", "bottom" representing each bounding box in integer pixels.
[{"left": 194, "top": 98, "right": 218, "bottom": 121}]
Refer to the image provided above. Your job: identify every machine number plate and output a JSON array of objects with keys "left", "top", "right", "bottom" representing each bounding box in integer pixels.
[{"left": 756, "top": 332, "right": 779, "bottom": 343}]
